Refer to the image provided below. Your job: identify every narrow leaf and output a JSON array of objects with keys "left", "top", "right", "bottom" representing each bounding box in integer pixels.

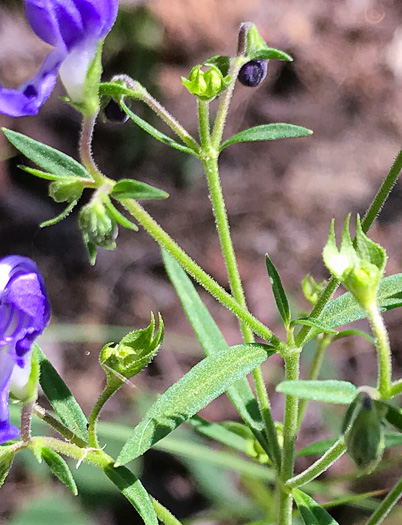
[
  {"left": 3, "top": 128, "right": 91, "bottom": 179},
  {"left": 316, "top": 273, "right": 402, "bottom": 333},
  {"left": 0, "top": 447, "right": 14, "bottom": 488},
  {"left": 36, "top": 345, "right": 89, "bottom": 443},
  {"left": 252, "top": 48, "right": 293, "bottom": 61},
  {"left": 40, "top": 199, "right": 78, "bottom": 228},
  {"left": 265, "top": 253, "right": 291, "bottom": 326},
  {"left": 385, "top": 404, "right": 402, "bottom": 432},
  {"left": 276, "top": 380, "right": 357, "bottom": 404},
  {"left": 18, "top": 166, "right": 67, "bottom": 181},
  {"left": 104, "top": 465, "right": 158, "bottom": 525},
  {"left": 104, "top": 200, "right": 139, "bottom": 231},
  {"left": 188, "top": 416, "right": 248, "bottom": 453},
  {"left": 296, "top": 438, "right": 338, "bottom": 458},
  {"left": 220, "top": 123, "right": 312, "bottom": 151},
  {"left": 292, "top": 318, "right": 338, "bottom": 335},
  {"left": 111, "top": 178, "right": 169, "bottom": 200},
  {"left": 116, "top": 343, "right": 274, "bottom": 465},
  {"left": 41, "top": 447, "right": 78, "bottom": 495},
  {"left": 120, "top": 102, "right": 196, "bottom": 156},
  {"left": 162, "top": 250, "right": 268, "bottom": 446},
  {"left": 293, "top": 489, "right": 340, "bottom": 525}
]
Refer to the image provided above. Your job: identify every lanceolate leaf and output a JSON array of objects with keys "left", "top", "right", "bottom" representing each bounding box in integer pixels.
[
  {"left": 276, "top": 380, "right": 357, "bottom": 404},
  {"left": 104, "top": 465, "right": 158, "bottom": 525},
  {"left": 220, "top": 123, "right": 312, "bottom": 151},
  {"left": 41, "top": 448, "right": 78, "bottom": 495},
  {"left": 36, "top": 345, "right": 89, "bottom": 443},
  {"left": 120, "top": 102, "right": 197, "bottom": 156},
  {"left": 316, "top": 273, "right": 402, "bottom": 334},
  {"left": 111, "top": 179, "right": 169, "bottom": 200},
  {"left": 292, "top": 318, "right": 338, "bottom": 335},
  {"left": 252, "top": 48, "right": 293, "bottom": 61},
  {"left": 116, "top": 343, "right": 274, "bottom": 465},
  {"left": 265, "top": 253, "right": 291, "bottom": 327},
  {"left": 162, "top": 250, "right": 270, "bottom": 451},
  {"left": 293, "top": 489, "right": 340, "bottom": 525},
  {"left": 384, "top": 404, "right": 402, "bottom": 432},
  {"left": 3, "top": 128, "right": 91, "bottom": 179}
]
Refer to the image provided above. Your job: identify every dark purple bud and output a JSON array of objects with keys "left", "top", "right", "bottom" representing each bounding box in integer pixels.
[
  {"left": 104, "top": 99, "right": 129, "bottom": 123},
  {"left": 238, "top": 60, "right": 268, "bottom": 87}
]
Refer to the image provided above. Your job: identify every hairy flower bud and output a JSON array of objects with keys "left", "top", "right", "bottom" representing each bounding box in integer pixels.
[{"left": 238, "top": 60, "right": 268, "bottom": 87}]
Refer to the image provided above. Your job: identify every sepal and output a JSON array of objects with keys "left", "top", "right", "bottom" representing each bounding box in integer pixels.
[
  {"left": 322, "top": 215, "right": 387, "bottom": 309},
  {"left": 182, "top": 64, "right": 232, "bottom": 101},
  {"left": 100, "top": 313, "right": 164, "bottom": 384}
]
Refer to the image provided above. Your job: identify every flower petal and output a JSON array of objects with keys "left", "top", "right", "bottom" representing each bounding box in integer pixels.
[
  {"left": 0, "top": 48, "right": 65, "bottom": 117},
  {"left": 0, "top": 352, "right": 19, "bottom": 444}
]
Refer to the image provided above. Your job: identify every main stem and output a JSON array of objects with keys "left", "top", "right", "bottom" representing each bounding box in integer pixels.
[
  {"left": 199, "top": 99, "right": 282, "bottom": 468},
  {"left": 278, "top": 352, "right": 300, "bottom": 525}
]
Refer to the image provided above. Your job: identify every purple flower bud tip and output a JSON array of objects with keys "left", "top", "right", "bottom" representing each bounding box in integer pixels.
[
  {"left": 238, "top": 60, "right": 268, "bottom": 87},
  {"left": 0, "top": 0, "right": 119, "bottom": 117},
  {"left": 0, "top": 256, "right": 50, "bottom": 443}
]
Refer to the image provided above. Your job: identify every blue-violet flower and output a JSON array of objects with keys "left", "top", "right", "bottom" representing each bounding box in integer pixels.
[
  {"left": 0, "top": 256, "right": 50, "bottom": 443},
  {"left": 0, "top": 0, "right": 119, "bottom": 117}
]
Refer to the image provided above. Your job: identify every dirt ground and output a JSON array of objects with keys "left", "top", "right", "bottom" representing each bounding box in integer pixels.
[{"left": 0, "top": 0, "right": 402, "bottom": 523}]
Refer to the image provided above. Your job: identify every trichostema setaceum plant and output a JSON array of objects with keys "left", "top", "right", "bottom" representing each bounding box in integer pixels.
[{"left": 0, "top": 1, "right": 401, "bottom": 524}]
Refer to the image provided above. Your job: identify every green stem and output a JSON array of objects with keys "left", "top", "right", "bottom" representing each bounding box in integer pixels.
[
  {"left": 199, "top": 99, "right": 282, "bottom": 468},
  {"left": 33, "top": 404, "right": 88, "bottom": 448},
  {"left": 365, "top": 302, "right": 392, "bottom": 398},
  {"left": 152, "top": 498, "right": 184, "bottom": 525},
  {"left": 285, "top": 438, "right": 345, "bottom": 489},
  {"left": 297, "top": 334, "right": 332, "bottom": 430},
  {"left": 278, "top": 351, "right": 301, "bottom": 525},
  {"left": 88, "top": 380, "right": 121, "bottom": 448},
  {"left": 253, "top": 367, "right": 282, "bottom": 470},
  {"left": 141, "top": 88, "right": 200, "bottom": 152},
  {"left": 365, "top": 476, "right": 402, "bottom": 525},
  {"left": 211, "top": 57, "right": 244, "bottom": 149},
  {"left": 390, "top": 379, "right": 402, "bottom": 397},
  {"left": 295, "top": 150, "right": 402, "bottom": 349},
  {"left": 80, "top": 114, "right": 104, "bottom": 185},
  {"left": 120, "top": 198, "right": 283, "bottom": 347}
]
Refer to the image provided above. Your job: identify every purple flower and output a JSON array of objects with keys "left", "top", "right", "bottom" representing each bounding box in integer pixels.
[
  {"left": 0, "top": 0, "right": 119, "bottom": 117},
  {"left": 0, "top": 256, "right": 50, "bottom": 443}
]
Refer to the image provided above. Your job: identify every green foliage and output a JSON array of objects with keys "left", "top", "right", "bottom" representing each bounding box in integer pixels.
[
  {"left": 265, "top": 253, "right": 291, "bottom": 328},
  {"left": 220, "top": 123, "right": 312, "bottom": 150},
  {"left": 36, "top": 345, "right": 89, "bottom": 443},
  {"left": 41, "top": 448, "right": 78, "bottom": 495},
  {"left": 104, "top": 465, "right": 158, "bottom": 525},
  {"left": 49, "top": 178, "right": 84, "bottom": 203},
  {"left": 276, "top": 380, "right": 358, "bottom": 404},
  {"left": 0, "top": 446, "right": 14, "bottom": 488},
  {"left": 293, "top": 489, "right": 340, "bottom": 525},
  {"left": 2, "top": 129, "right": 91, "bottom": 179},
  {"left": 110, "top": 178, "right": 168, "bottom": 200},
  {"left": 116, "top": 343, "right": 274, "bottom": 465},
  {"left": 242, "top": 23, "right": 293, "bottom": 62}
]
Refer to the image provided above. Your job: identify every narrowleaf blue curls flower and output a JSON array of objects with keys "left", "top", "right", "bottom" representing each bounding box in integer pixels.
[
  {"left": 0, "top": 0, "right": 119, "bottom": 117},
  {"left": 0, "top": 256, "right": 50, "bottom": 443}
]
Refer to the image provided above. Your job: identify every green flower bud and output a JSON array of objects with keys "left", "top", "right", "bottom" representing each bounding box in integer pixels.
[
  {"left": 100, "top": 313, "right": 164, "bottom": 384},
  {"left": 182, "top": 64, "right": 232, "bottom": 101},
  {"left": 322, "top": 215, "right": 386, "bottom": 309},
  {"left": 49, "top": 178, "right": 84, "bottom": 203},
  {"left": 78, "top": 192, "right": 117, "bottom": 264},
  {"left": 343, "top": 388, "right": 386, "bottom": 472}
]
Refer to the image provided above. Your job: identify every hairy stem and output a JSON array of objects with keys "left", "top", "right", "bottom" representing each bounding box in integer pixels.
[
  {"left": 286, "top": 438, "right": 345, "bottom": 489},
  {"left": 80, "top": 114, "right": 103, "bottom": 184},
  {"left": 88, "top": 380, "right": 122, "bottom": 448},
  {"left": 365, "top": 477, "right": 402, "bottom": 525},
  {"left": 33, "top": 404, "right": 88, "bottom": 447},
  {"left": 278, "top": 351, "right": 301, "bottom": 524},
  {"left": 365, "top": 302, "right": 392, "bottom": 398},
  {"left": 120, "top": 198, "right": 283, "bottom": 347},
  {"left": 20, "top": 402, "right": 34, "bottom": 442}
]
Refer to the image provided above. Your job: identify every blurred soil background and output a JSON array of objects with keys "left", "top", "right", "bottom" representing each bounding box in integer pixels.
[{"left": 1, "top": 0, "right": 402, "bottom": 523}]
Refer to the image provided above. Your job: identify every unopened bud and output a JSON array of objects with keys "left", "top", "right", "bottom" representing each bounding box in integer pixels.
[
  {"left": 238, "top": 60, "right": 267, "bottom": 87},
  {"left": 182, "top": 64, "right": 232, "bottom": 101}
]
